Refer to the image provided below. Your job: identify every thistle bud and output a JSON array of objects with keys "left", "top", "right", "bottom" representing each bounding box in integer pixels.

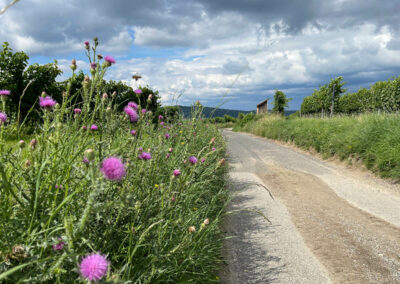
[
  {"left": 112, "top": 91, "right": 117, "bottom": 98},
  {"left": 203, "top": 218, "right": 210, "bottom": 225},
  {"left": 24, "top": 160, "right": 31, "bottom": 168},
  {"left": 70, "top": 59, "right": 77, "bottom": 71},
  {"left": 106, "top": 107, "right": 112, "bottom": 113},
  {"left": 102, "top": 93, "right": 108, "bottom": 100},
  {"left": 188, "top": 226, "right": 196, "bottom": 233},
  {"left": 84, "top": 149, "right": 95, "bottom": 161},
  {"left": 84, "top": 41, "right": 89, "bottom": 50},
  {"left": 19, "top": 140, "right": 25, "bottom": 148},
  {"left": 83, "top": 75, "right": 91, "bottom": 89},
  {"left": 41, "top": 91, "right": 47, "bottom": 98},
  {"left": 30, "top": 139, "right": 37, "bottom": 149}
]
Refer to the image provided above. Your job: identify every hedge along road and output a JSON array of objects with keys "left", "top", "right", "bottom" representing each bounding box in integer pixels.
[{"left": 221, "top": 129, "right": 400, "bottom": 284}]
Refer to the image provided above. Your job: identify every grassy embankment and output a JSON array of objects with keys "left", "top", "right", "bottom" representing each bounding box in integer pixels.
[{"left": 234, "top": 113, "right": 400, "bottom": 180}]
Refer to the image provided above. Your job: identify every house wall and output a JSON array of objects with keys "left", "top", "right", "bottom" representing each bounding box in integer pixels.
[{"left": 257, "top": 103, "right": 268, "bottom": 114}]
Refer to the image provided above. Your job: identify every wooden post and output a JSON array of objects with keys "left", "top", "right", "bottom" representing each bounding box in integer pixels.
[{"left": 330, "top": 82, "right": 335, "bottom": 117}]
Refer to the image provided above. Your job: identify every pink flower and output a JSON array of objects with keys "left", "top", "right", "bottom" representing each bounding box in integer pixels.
[
  {"left": 201, "top": 158, "right": 206, "bottom": 163},
  {"left": 134, "top": 89, "right": 142, "bottom": 95},
  {"left": 52, "top": 240, "right": 64, "bottom": 251},
  {"left": 74, "top": 108, "right": 82, "bottom": 114},
  {"left": 164, "top": 133, "right": 170, "bottom": 139},
  {"left": 188, "top": 156, "right": 198, "bottom": 164},
  {"left": 212, "top": 147, "right": 216, "bottom": 151},
  {"left": 169, "top": 148, "right": 173, "bottom": 153},
  {"left": 0, "top": 112, "right": 7, "bottom": 124},
  {"left": 138, "top": 152, "right": 151, "bottom": 160},
  {"left": 39, "top": 96, "right": 56, "bottom": 108},
  {"left": 138, "top": 147, "right": 143, "bottom": 152},
  {"left": 124, "top": 106, "right": 139, "bottom": 123},
  {"left": 82, "top": 157, "right": 90, "bottom": 164},
  {"left": 82, "top": 125, "right": 87, "bottom": 130},
  {"left": 158, "top": 115, "right": 163, "bottom": 120},
  {"left": 166, "top": 153, "right": 170, "bottom": 159},
  {"left": 128, "top": 101, "right": 138, "bottom": 110},
  {"left": 141, "top": 109, "right": 147, "bottom": 114},
  {"left": 90, "top": 62, "right": 97, "bottom": 69},
  {"left": 160, "top": 122, "right": 165, "bottom": 126},
  {"left": 100, "top": 157, "right": 126, "bottom": 181},
  {"left": 130, "top": 130, "right": 137, "bottom": 136},
  {"left": 104, "top": 55, "right": 116, "bottom": 65},
  {"left": 173, "top": 169, "right": 181, "bottom": 177},
  {"left": 90, "top": 124, "right": 98, "bottom": 131},
  {"left": 84, "top": 41, "right": 89, "bottom": 46},
  {"left": 79, "top": 253, "right": 109, "bottom": 282},
  {"left": 0, "top": 90, "right": 10, "bottom": 96}
]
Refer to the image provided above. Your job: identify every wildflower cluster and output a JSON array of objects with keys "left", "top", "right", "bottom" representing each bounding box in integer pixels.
[{"left": 0, "top": 38, "right": 227, "bottom": 283}]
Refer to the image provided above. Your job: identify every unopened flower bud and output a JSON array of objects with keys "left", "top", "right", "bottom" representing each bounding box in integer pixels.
[
  {"left": 188, "top": 226, "right": 196, "bottom": 233},
  {"left": 70, "top": 59, "right": 77, "bottom": 71},
  {"left": 203, "top": 218, "right": 210, "bottom": 225},
  {"left": 84, "top": 149, "right": 95, "bottom": 161},
  {"left": 84, "top": 41, "right": 89, "bottom": 49},
  {"left": 102, "top": 93, "right": 108, "bottom": 100},
  {"left": 24, "top": 160, "right": 31, "bottom": 168},
  {"left": 19, "top": 140, "right": 25, "bottom": 148},
  {"left": 83, "top": 75, "right": 91, "bottom": 89},
  {"left": 106, "top": 107, "right": 112, "bottom": 113},
  {"left": 30, "top": 139, "right": 37, "bottom": 149},
  {"left": 41, "top": 91, "right": 47, "bottom": 98},
  {"left": 112, "top": 91, "right": 117, "bottom": 98}
]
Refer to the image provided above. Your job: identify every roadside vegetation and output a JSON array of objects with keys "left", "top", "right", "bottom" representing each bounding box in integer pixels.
[
  {"left": 0, "top": 39, "right": 228, "bottom": 283},
  {"left": 233, "top": 76, "right": 400, "bottom": 181}
]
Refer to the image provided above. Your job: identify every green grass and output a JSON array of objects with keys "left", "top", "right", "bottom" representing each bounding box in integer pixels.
[{"left": 234, "top": 113, "right": 400, "bottom": 180}]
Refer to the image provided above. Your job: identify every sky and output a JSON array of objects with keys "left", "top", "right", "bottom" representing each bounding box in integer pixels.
[{"left": 0, "top": 0, "right": 400, "bottom": 110}]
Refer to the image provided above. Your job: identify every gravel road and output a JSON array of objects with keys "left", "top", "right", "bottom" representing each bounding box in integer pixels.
[{"left": 221, "top": 129, "right": 400, "bottom": 284}]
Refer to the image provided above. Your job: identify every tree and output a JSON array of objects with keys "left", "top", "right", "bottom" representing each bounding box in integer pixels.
[{"left": 272, "top": 90, "right": 291, "bottom": 115}]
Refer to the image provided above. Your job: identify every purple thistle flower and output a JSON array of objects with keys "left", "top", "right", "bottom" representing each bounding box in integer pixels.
[
  {"left": 39, "top": 96, "right": 56, "bottom": 109},
  {"left": 158, "top": 115, "right": 163, "bottom": 120},
  {"left": 79, "top": 253, "right": 109, "bottom": 282},
  {"left": 134, "top": 89, "right": 142, "bottom": 95},
  {"left": 160, "top": 122, "right": 165, "bottom": 126},
  {"left": 130, "top": 130, "right": 137, "bottom": 136},
  {"left": 74, "top": 108, "right": 82, "bottom": 114},
  {"left": 90, "top": 62, "right": 97, "bottom": 69},
  {"left": 164, "top": 133, "right": 170, "bottom": 139},
  {"left": 0, "top": 112, "right": 7, "bottom": 124},
  {"left": 123, "top": 106, "right": 139, "bottom": 123},
  {"left": 188, "top": 156, "right": 198, "bottom": 164},
  {"left": 0, "top": 90, "right": 11, "bottom": 96},
  {"left": 212, "top": 147, "right": 216, "bottom": 151},
  {"left": 127, "top": 101, "right": 138, "bottom": 110},
  {"left": 201, "top": 158, "right": 206, "bottom": 163},
  {"left": 138, "top": 152, "right": 151, "bottom": 160},
  {"left": 90, "top": 124, "right": 98, "bottom": 131},
  {"left": 138, "top": 147, "right": 143, "bottom": 152},
  {"left": 100, "top": 157, "right": 126, "bottom": 181},
  {"left": 52, "top": 240, "right": 65, "bottom": 251},
  {"left": 104, "top": 55, "right": 116, "bottom": 65},
  {"left": 141, "top": 109, "right": 147, "bottom": 114},
  {"left": 173, "top": 169, "right": 181, "bottom": 177},
  {"left": 84, "top": 41, "right": 89, "bottom": 46},
  {"left": 83, "top": 157, "right": 90, "bottom": 164},
  {"left": 166, "top": 153, "right": 170, "bottom": 159}
]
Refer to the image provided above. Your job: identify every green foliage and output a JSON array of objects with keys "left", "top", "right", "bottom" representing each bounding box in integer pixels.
[
  {"left": 300, "top": 76, "right": 346, "bottom": 115},
  {"left": 0, "top": 40, "right": 227, "bottom": 283},
  {"left": 272, "top": 90, "right": 291, "bottom": 114},
  {"left": 235, "top": 113, "right": 400, "bottom": 181},
  {"left": 223, "top": 114, "right": 236, "bottom": 123}
]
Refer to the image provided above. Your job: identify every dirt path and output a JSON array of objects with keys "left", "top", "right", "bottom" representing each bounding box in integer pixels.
[{"left": 222, "top": 129, "right": 400, "bottom": 283}]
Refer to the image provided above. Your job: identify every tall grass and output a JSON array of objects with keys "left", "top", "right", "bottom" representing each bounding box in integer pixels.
[
  {"left": 234, "top": 113, "right": 400, "bottom": 180},
  {"left": 0, "top": 41, "right": 228, "bottom": 283}
]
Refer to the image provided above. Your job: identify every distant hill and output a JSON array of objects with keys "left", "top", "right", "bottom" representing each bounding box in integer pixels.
[
  {"left": 177, "top": 105, "right": 298, "bottom": 118},
  {"left": 178, "top": 105, "right": 254, "bottom": 118}
]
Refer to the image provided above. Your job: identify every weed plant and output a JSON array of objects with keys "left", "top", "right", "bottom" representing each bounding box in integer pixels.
[{"left": 0, "top": 40, "right": 228, "bottom": 283}]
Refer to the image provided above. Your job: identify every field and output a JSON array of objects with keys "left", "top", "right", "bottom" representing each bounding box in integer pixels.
[
  {"left": 0, "top": 44, "right": 228, "bottom": 283},
  {"left": 234, "top": 113, "right": 400, "bottom": 181}
]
